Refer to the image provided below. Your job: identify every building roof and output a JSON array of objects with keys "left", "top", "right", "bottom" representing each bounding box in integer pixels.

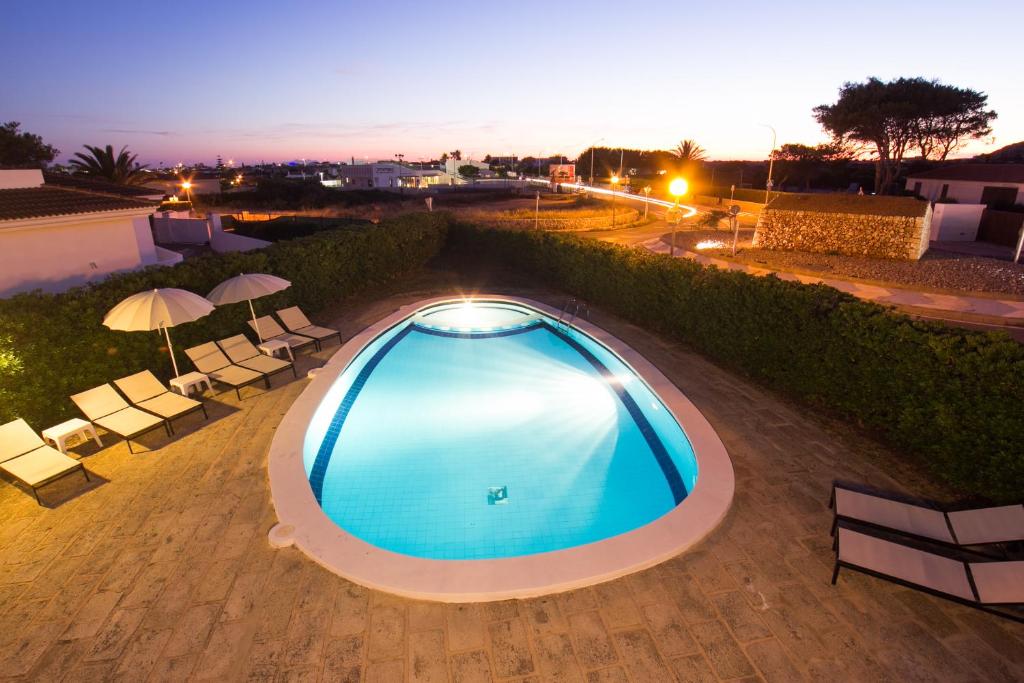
[
  {"left": 0, "top": 186, "right": 156, "bottom": 221},
  {"left": 43, "top": 173, "right": 167, "bottom": 198},
  {"left": 766, "top": 193, "right": 929, "bottom": 217},
  {"left": 906, "top": 164, "right": 1024, "bottom": 184}
]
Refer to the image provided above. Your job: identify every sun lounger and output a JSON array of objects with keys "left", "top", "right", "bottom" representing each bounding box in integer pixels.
[
  {"left": 829, "top": 481, "right": 1024, "bottom": 553},
  {"left": 0, "top": 419, "right": 91, "bottom": 504},
  {"left": 185, "top": 342, "right": 268, "bottom": 399},
  {"left": 249, "top": 315, "right": 318, "bottom": 353},
  {"left": 217, "top": 334, "right": 295, "bottom": 382},
  {"left": 832, "top": 525, "right": 1024, "bottom": 623},
  {"left": 114, "top": 370, "right": 207, "bottom": 434},
  {"left": 276, "top": 306, "right": 342, "bottom": 348},
  {"left": 70, "top": 384, "right": 169, "bottom": 454}
]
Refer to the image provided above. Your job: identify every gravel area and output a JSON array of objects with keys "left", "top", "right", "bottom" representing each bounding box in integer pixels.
[{"left": 669, "top": 229, "right": 1024, "bottom": 296}]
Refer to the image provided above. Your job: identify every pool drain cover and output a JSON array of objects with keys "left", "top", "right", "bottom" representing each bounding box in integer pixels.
[{"left": 488, "top": 486, "right": 509, "bottom": 505}]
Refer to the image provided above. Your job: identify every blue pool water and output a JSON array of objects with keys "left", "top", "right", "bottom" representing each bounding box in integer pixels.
[{"left": 304, "top": 301, "right": 698, "bottom": 560}]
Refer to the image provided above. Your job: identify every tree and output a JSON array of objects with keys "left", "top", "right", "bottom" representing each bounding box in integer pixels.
[
  {"left": 911, "top": 84, "right": 995, "bottom": 161},
  {"left": 450, "top": 149, "right": 462, "bottom": 161},
  {"left": 673, "top": 139, "right": 706, "bottom": 164},
  {"left": 458, "top": 164, "right": 479, "bottom": 179},
  {"left": 0, "top": 121, "right": 59, "bottom": 168},
  {"left": 814, "top": 77, "right": 997, "bottom": 193},
  {"left": 68, "top": 144, "right": 149, "bottom": 184},
  {"left": 774, "top": 143, "right": 849, "bottom": 190}
]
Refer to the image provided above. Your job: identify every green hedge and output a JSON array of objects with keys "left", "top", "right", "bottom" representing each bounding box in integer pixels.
[
  {"left": 225, "top": 215, "right": 373, "bottom": 241},
  {"left": 0, "top": 212, "right": 450, "bottom": 429},
  {"left": 446, "top": 224, "right": 1024, "bottom": 502}
]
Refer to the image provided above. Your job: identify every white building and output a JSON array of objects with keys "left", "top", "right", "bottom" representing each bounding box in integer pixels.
[
  {"left": 0, "top": 170, "right": 180, "bottom": 297},
  {"left": 907, "top": 164, "right": 1024, "bottom": 205},
  {"left": 906, "top": 165, "right": 1024, "bottom": 245},
  {"left": 333, "top": 162, "right": 446, "bottom": 189}
]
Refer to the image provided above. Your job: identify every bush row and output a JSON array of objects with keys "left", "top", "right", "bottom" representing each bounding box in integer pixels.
[
  {"left": 0, "top": 212, "right": 450, "bottom": 429},
  {"left": 462, "top": 207, "right": 642, "bottom": 231},
  {"left": 446, "top": 223, "right": 1024, "bottom": 502},
  {"left": 224, "top": 215, "right": 373, "bottom": 241}
]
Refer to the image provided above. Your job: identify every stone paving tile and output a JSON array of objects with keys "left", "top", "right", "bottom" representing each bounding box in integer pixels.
[{"left": 1, "top": 280, "right": 1023, "bottom": 682}]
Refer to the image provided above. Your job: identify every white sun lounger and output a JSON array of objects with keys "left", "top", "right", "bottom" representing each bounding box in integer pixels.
[
  {"left": 217, "top": 334, "right": 295, "bottom": 382},
  {"left": 830, "top": 481, "right": 1024, "bottom": 551},
  {"left": 249, "top": 315, "right": 318, "bottom": 353},
  {"left": 276, "top": 306, "right": 342, "bottom": 347},
  {"left": 0, "top": 419, "right": 91, "bottom": 504},
  {"left": 71, "top": 384, "right": 169, "bottom": 454},
  {"left": 114, "top": 370, "right": 207, "bottom": 434},
  {"left": 184, "top": 342, "right": 268, "bottom": 399},
  {"left": 833, "top": 526, "right": 1024, "bottom": 623}
]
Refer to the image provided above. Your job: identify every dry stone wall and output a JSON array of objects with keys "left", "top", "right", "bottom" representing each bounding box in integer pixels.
[{"left": 753, "top": 206, "right": 931, "bottom": 260}]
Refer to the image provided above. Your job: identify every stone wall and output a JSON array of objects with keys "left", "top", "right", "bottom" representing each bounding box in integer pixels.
[{"left": 753, "top": 205, "right": 932, "bottom": 260}]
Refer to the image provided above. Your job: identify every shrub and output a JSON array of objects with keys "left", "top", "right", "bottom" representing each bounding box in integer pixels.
[
  {"left": 696, "top": 210, "right": 728, "bottom": 228},
  {"left": 445, "top": 223, "right": 1024, "bottom": 502},
  {"left": 226, "top": 215, "right": 373, "bottom": 241},
  {"left": 0, "top": 212, "right": 450, "bottom": 429}
]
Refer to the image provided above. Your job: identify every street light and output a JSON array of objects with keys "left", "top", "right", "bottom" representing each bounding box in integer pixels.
[
  {"left": 642, "top": 186, "right": 652, "bottom": 220},
  {"left": 180, "top": 180, "right": 193, "bottom": 207},
  {"left": 668, "top": 177, "right": 688, "bottom": 256},
  {"left": 759, "top": 124, "right": 777, "bottom": 206},
  {"left": 610, "top": 174, "right": 619, "bottom": 229},
  {"left": 587, "top": 137, "right": 605, "bottom": 187}
]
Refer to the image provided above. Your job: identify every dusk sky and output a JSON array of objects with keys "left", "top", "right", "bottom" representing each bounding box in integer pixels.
[{"left": 4, "top": 0, "right": 1022, "bottom": 165}]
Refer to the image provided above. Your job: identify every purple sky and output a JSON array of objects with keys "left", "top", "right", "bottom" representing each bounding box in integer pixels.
[{"left": 4, "top": 1, "right": 1022, "bottom": 165}]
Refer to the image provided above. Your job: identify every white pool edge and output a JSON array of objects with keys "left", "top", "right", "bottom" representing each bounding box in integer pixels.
[{"left": 266, "top": 294, "right": 735, "bottom": 602}]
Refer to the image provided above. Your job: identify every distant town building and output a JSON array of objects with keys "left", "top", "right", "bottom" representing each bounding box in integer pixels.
[
  {"left": 0, "top": 170, "right": 180, "bottom": 297},
  {"left": 333, "top": 162, "right": 446, "bottom": 189}
]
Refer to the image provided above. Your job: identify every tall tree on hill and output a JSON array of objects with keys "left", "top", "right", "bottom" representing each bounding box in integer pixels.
[
  {"left": 69, "top": 144, "right": 149, "bottom": 184},
  {"left": 814, "top": 77, "right": 996, "bottom": 194},
  {"left": 0, "top": 121, "right": 59, "bottom": 168}
]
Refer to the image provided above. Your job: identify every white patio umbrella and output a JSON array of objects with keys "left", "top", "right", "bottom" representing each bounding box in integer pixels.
[
  {"left": 103, "top": 288, "right": 215, "bottom": 377},
  {"left": 206, "top": 273, "right": 291, "bottom": 342}
]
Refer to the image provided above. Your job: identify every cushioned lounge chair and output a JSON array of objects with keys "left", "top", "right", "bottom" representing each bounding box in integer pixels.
[
  {"left": 832, "top": 525, "right": 1024, "bottom": 623},
  {"left": 114, "top": 370, "right": 207, "bottom": 434},
  {"left": 184, "top": 342, "right": 268, "bottom": 400},
  {"left": 249, "top": 315, "right": 318, "bottom": 353},
  {"left": 829, "top": 481, "right": 1024, "bottom": 554},
  {"left": 217, "top": 334, "right": 295, "bottom": 382},
  {"left": 70, "top": 385, "right": 169, "bottom": 454},
  {"left": 276, "top": 306, "right": 342, "bottom": 348},
  {"left": 0, "top": 419, "right": 91, "bottom": 504}
]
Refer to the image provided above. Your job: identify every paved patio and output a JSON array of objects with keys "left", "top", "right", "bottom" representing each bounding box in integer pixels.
[{"left": 1, "top": 273, "right": 1022, "bottom": 682}]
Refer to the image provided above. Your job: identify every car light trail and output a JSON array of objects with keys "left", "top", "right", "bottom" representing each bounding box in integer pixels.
[{"left": 525, "top": 178, "right": 698, "bottom": 219}]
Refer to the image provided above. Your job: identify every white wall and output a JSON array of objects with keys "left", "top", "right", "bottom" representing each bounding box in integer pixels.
[
  {"left": 0, "top": 212, "right": 151, "bottom": 296},
  {"left": 929, "top": 203, "right": 985, "bottom": 241},
  {"left": 0, "top": 169, "right": 44, "bottom": 189},
  {"left": 908, "top": 178, "right": 1023, "bottom": 204}
]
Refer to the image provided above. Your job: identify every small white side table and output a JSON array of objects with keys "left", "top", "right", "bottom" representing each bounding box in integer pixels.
[
  {"left": 170, "top": 371, "right": 212, "bottom": 397},
  {"left": 258, "top": 339, "right": 294, "bottom": 362},
  {"left": 42, "top": 418, "right": 102, "bottom": 454}
]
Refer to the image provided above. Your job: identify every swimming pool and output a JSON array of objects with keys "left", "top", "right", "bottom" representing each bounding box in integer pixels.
[{"left": 268, "top": 296, "right": 733, "bottom": 600}]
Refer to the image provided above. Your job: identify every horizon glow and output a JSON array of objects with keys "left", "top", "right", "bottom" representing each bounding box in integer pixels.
[{"left": 3, "top": 1, "right": 1022, "bottom": 166}]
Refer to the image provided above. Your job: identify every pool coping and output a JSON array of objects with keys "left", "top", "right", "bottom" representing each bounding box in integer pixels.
[{"left": 266, "top": 295, "right": 735, "bottom": 602}]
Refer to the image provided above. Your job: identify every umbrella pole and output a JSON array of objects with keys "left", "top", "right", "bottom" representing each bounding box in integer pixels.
[
  {"left": 249, "top": 299, "right": 262, "bottom": 342},
  {"left": 163, "top": 324, "right": 180, "bottom": 377}
]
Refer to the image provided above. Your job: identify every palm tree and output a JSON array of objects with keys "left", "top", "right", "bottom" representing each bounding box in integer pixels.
[
  {"left": 69, "top": 144, "right": 149, "bottom": 184},
  {"left": 673, "top": 139, "right": 706, "bottom": 164}
]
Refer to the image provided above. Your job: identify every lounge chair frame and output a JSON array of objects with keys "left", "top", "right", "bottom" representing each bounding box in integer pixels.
[
  {"left": 249, "top": 316, "right": 319, "bottom": 353},
  {"left": 71, "top": 386, "right": 170, "bottom": 454},
  {"left": 831, "top": 521, "right": 1024, "bottom": 624},
  {"left": 828, "top": 480, "right": 1023, "bottom": 558},
  {"left": 185, "top": 343, "right": 269, "bottom": 400},
  {"left": 114, "top": 371, "right": 208, "bottom": 435},
  {"left": 0, "top": 419, "right": 91, "bottom": 504},
  {"left": 276, "top": 306, "right": 342, "bottom": 348},
  {"left": 216, "top": 335, "right": 297, "bottom": 385}
]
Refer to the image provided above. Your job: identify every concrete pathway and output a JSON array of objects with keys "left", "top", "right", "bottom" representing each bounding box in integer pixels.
[
  {"left": 641, "top": 237, "right": 1024, "bottom": 323},
  {"left": 1, "top": 277, "right": 1021, "bottom": 681}
]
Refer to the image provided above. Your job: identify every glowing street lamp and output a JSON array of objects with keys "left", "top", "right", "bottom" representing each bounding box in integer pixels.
[
  {"left": 180, "top": 180, "right": 193, "bottom": 206},
  {"left": 610, "top": 175, "right": 620, "bottom": 229},
  {"left": 668, "top": 177, "right": 688, "bottom": 256}
]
